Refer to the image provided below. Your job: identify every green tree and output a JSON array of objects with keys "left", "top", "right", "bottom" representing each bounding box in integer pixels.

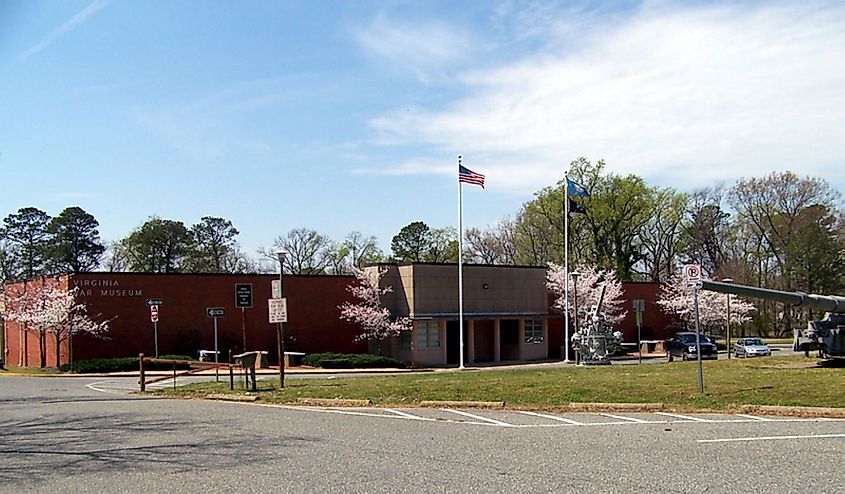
[
  {"left": 45, "top": 206, "right": 105, "bottom": 273},
  {"left": 425, "top": 227, "right": 458, "bottom": 262},
  {"left": 537, "top": 158, "right": 655, "bottom": 281},
  {"left": 391, "top": 221, "right": 432, "bottom": 262},
  {"left": 0, "top": 239, "right": 21, "bottom": 284},
  {"left": 1, "top": 207, "right": 51, "bottom": 279},
  {"left": 680, "top": 187, "right": 731, "bottom": 278},
  {"left": 185, "top": 216, "right": 242, "bottom": 273},
  {"left": 727, "top": 171, "right": 844, "bottom": 332},
  {"left": 639, "top": 188, "right": 687, "bottom": 282},
  {"left": 122, "top": 217, "right": 192, "bottom": 272}
]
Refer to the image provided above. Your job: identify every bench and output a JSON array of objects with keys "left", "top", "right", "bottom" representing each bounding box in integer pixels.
[{"left": 284, "top": 351, "right": 306, "bottom": 367}]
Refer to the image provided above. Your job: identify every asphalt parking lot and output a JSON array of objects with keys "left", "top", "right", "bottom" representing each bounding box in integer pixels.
[{"left": 1, "top": 375, "right": 843, "bottom": 493}]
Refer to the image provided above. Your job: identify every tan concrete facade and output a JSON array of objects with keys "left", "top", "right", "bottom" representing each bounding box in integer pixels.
[{"left": 374, "top": 263, "right": 550, "bottom": 367}]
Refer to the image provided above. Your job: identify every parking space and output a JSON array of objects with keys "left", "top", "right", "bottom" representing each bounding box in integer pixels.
[{"left": 268, "top": 405, "right": 842, "bottom": 429}]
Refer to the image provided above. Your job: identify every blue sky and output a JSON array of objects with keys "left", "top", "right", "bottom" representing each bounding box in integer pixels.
[{"left": 2, "top": 0, "right": 844, "bottom": 260}]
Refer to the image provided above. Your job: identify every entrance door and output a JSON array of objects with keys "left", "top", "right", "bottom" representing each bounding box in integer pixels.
[{"left": 446, "top": 321, "right": 468, "bottom": 365}]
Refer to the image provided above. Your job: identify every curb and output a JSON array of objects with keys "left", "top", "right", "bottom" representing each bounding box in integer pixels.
[
  {"left": 738, "top": 404, "right": 845, "bottom": 419},
  {"left": 207, "top": 394, "right": 259, "bottom": 402},
  {"left": 296, "top": 398, "right": 372, "bottom": 407},
  {"left": 568, "top": 402, "right": 665, "bottom": 412},
  {"left": 419, "top": 400, "right": 505, "bottom": 409}
]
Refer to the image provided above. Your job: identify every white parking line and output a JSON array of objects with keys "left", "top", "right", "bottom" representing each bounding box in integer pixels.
[
  {"left": 655, "top": 412, "right": 712, "bottom": 422},
  {"left": 734, "top": 414, "right": 776, "bottom": 421},
  {"left": 698, "top": 433, "right": 845, "bottom": 443},
  {"left": 384, "top": 408, "right": 435, "bottom": 421},
  {"left": 443, "top": 409, "right": 516, "bottom": 427},
  {"left": 517, "top": 411, "right": 583, "bottom": 425},
  {"left": 599, "top": 413, "right": 656, "bottom": 423}
]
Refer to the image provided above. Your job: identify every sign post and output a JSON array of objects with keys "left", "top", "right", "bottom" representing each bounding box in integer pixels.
[
  {"left": 683, "top": 265, "right": 705, "bottom": 393},
  {"left": 149, "top": 303, "right": 160, "bottom": 358},
  {"left": 235, "top": 284, "right": 253, "bottom": 351},
  {"left": 633, "top": 299, "right": 645, "bottom": 364},
  {"left": 207, "top": 307, "right": 225, "bottom": 381}
]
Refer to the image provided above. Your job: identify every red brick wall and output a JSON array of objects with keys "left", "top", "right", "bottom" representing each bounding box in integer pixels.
[
  {"left": 4, "top": 273, "right": 366, "bottom": 367},
  {"left": 546, "top": 282, "right": 675, "bottom": 358},
  {"left": 3, "top": 276, "right": 71, "bottom": 367}
]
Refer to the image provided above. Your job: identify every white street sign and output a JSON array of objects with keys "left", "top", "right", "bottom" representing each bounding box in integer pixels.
[
  {"left": 269, "top": 298, "right": 287, "bottom": 323},
  {"left": 683, "top": 264, "right": 702, "bottom": 282},
  {"left": 271, "top": 279, "right": 281, "bottom": 299},
  {"left": 150, "top": 304, "right": 159, "bottom": 323}
]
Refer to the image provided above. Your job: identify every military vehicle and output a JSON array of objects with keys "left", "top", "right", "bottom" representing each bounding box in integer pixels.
[
  {"left": 700, "top": 280, "right": 845, "bottom": 359},
  {"left": 571, "top": 284, "right": 624, "bottom": 365}
]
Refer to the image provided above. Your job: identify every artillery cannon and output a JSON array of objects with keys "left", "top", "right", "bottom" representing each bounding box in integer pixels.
[
  {"left": 570, "top": 284, "right": 624, "bottom": 365},
  {"left": 700, "top": 280, "right": 845, "bottom": 359}
]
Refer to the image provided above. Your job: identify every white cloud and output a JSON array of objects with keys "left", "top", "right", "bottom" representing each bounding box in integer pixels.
[
  {"left": 19, "top": 0, "right": 110, "bottom": 61},
  {"left": 369, "top": 2, "right": 845, "bottom": 193},
  {"left": 355, "top": 14, "right": 474, "bottom": 83}
]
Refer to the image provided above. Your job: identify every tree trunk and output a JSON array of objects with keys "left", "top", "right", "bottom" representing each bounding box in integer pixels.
[
  {"left": 39, "top": 330, "right": 46, "bottom": 368},
  {"left": 55, "top": 333, "right": 61, "bottom": 368}
]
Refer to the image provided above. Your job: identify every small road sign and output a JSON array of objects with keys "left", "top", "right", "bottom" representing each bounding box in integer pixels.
[
  {"left": 146, "top": 298, "right": 164, "bottom": 306},
  {"left": 271, "top": 279, "right": 281, "bottom": 299},
  {"left": 683, "top": 264, "right": 702, "bottom": 282},
  {"left": 150, "top": 304, "right": 159, "bottom": 323},
  {"left": 235, "top": 284, "right": 253, "bottom": 308},
  {"left": 269, "top": 298, "right": 288, "bottom": 324},
  {"left": 207, "top": 307, "right": 225, "bottom": 318}
]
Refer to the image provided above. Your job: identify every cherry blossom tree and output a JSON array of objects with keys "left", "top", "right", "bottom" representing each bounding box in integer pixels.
[
  {"left": 657, "top": 274, "right": 756, "bottom": 332},
  {"left": 547, "top": 263, "right": 627, "bottom": 325},
  {"left": 339, "top": 266, "right": 411, "bottom": 349},
  {"left": 5, "top": 284, "right": 109, "bottom": 367}
]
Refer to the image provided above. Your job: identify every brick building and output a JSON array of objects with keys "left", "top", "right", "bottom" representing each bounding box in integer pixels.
[
  {"left": 2, "top": 272, "right": 364, "bottom": 368},
  {"left": 1, "top": 266, "right": 673, "bottom": 368}
]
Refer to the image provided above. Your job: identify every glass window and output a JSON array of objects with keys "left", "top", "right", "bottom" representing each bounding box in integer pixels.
[
  {"left": 415, "top": 321, "right": 440, "bottom": 349},
  {"left": 524, "top": 320, "right": 543, "bottom": 344}
]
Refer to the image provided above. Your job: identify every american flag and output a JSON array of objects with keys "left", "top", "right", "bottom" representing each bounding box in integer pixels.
[{"left": 458, "top": 165, "right": 485, "bottom": 188}]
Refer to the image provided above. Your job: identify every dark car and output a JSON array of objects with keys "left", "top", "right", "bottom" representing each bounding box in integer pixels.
[{"left": 665, "top": 332, "right": 719, "bottom": 362}]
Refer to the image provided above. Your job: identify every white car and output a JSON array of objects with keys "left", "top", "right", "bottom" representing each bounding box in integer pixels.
[{"left": 734, "top": 338, "right": 771, "bottom": 358}]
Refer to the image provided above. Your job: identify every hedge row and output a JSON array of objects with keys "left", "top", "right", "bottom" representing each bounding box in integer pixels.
[
  {"left": 59, "top": 355, "right": 196, "bottom": 373},
  {"left": 302, "top": 352, "right": 405, "bottom": 369}
]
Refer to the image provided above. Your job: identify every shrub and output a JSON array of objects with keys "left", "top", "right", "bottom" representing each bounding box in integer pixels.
[
  {"left": 59, "top": 357, "right": 138, "bottom": 373},
  {"left": 302, "top": 352, "right": 405, "bottom": 369},
  {"left": 59, "top": 355, "right": 197, "bottom": 373}
]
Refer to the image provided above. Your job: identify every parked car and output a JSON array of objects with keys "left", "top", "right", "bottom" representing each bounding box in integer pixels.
[
  {"left": 733, "top": 338, "right": 771, "bottom": 358},
  {"left": 665, "top": 332, "right": 719, "bottom": 362}
]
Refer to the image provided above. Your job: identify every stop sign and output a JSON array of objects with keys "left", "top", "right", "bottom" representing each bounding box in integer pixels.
[{"left": 150, "top": 304, "right": 159, "bottom": 323}]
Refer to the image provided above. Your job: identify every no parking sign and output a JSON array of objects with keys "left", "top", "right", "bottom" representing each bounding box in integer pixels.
[{"left": 684, "top": 264, "right": 703, "bottom": 290}]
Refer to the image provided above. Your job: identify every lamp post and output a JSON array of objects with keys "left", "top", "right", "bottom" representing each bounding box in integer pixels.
[
  {"left": 276, "top": 249, "right": 288, "bottom": 389},
  {"left": 570, "top": 271, "right": 580, "bottom": 365},
  {"left": 722, "top": 278, "right": 734, "bottom": 359}
]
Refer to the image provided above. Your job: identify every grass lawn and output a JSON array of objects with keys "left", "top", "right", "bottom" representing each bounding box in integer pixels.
[
  {"left": 0, "top": 365, "right": 53, "bottom": 375},
  {"left": 155, "top": 355, "right": 845, "bottom": 411}
]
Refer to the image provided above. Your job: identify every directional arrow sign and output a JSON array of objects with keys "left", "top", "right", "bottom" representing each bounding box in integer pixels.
[
  {"left": 150, "top": 304, "right": 159, "bottom": 323},
  {"left": 147, "top": 298, "right": 164, "bottom": 306},
  {"left": 207, "top": 307, "right": 225, "bottom": 318}
]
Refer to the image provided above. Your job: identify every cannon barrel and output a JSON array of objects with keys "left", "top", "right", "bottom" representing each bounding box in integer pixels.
[{"left": 700, "top": 280, "right": 845, "bottom": 313}]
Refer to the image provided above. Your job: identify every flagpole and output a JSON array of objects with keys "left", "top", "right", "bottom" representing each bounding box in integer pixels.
[
  {"left": 563, "top": 176, "right": 571, "bottom": 362},
  {"left": 457, "top": 155, "right": 465, "bottom": 370}
]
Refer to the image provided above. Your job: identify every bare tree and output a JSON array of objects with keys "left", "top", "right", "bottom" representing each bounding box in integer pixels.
[{"left": 263, "top": 228, "right": 333, "bottom": 275}]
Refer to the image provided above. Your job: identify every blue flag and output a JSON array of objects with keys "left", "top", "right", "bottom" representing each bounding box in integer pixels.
[{"left": 566, "top": 178, "right": 589, "bottom": 197}]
